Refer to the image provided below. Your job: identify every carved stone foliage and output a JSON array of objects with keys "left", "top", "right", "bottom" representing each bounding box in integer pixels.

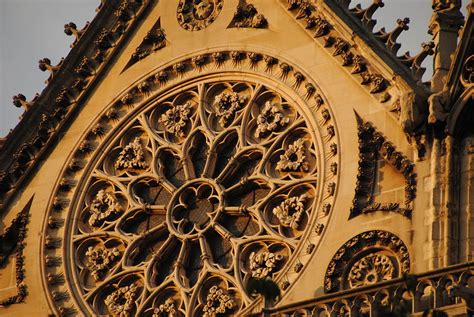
[
  {"left": 177, "top": 0, "right": 224, "bottom": 31},
  {"left": 229, "top": 2, "right": 268, "bottom": 28},
  {"left": 125, "top": 18, "right": 166, "bottom": 70},
  {"left": 281, "top": 0, "right": 393, "bottom": 100},
  {"left": 104, "top": 284, "right": 139, "bottom": 316},
  {"left": 0, "top": 197, "right": 32, "bottom": 306},
  {"left": 350, "top": 114, "right": 416, "bottom": 219},
  {"left": 324, "top": 230, "right": 410, "bottom": 293},
  {"left": 43, "top": 51, "right": 339, "bottom": 315}
]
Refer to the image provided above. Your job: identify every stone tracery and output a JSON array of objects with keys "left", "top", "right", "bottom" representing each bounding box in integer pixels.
[
  {"left": 159, "top": 102, "right": 192, "bottom": 138},
  {"left": 276, "top": 138, "right": 310, "bottom": 172},
  {"left": 324, "top": 230, "right": 410, "bottom": 293},
  {"left": 115, "top": 137, "right": 148, "bottom": 170},
  {"left": 347, "top": 253, "right": 395, "bottom": 288},
  {"left": 67, "top": 80, "right": 320, "bottom": 315},
  {"left": 43, "top": 51, "right": 340, "bottom": 316}
]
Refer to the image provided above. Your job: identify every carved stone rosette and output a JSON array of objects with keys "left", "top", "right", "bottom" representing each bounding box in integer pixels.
[
  {"left": 324, "top": 230, "right": 410, "bottom": 293},
  {"left": 177, "top": 0, "right": 224, "bottom": 31},
  {"left": 42, "top": 51, "right": 340, "bottom": 315}
]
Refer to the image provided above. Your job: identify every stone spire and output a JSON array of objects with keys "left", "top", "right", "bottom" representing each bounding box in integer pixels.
[{"left": 429, "top": 0, "right": 465, "bottom": 92}]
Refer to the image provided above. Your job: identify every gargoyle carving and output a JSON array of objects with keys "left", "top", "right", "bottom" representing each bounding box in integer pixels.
[{"left": 428, "top": 89, "right": 450, "bottom": 125}]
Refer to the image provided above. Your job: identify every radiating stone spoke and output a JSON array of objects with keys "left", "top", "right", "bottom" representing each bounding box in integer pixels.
[
  {"left": 212, "top": 222, "right": 235, "bottom": 241},
  {"left": 222, "top": 206, "right": 250, "bottom": 216},
  {"left": 198, "top": 234, "right": 213, "bottom": 265}
]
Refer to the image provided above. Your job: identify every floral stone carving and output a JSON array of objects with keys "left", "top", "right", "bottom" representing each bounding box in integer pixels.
[
  {"left": 348, "top": 253, "right": 395, "bottom": 288},
  {"left": 152, "top": 298, "right": 177, "bottom": 317},
  {"left": 202, "top": 286, "right": 235, "bottom": 317},
  {"left": 88, "top": 189, "right": 122, "bottom": 227},
  {"left": 272, "top": 194, "right": 308, "bottom": 229},
  {"left": 177, "top": 0, "right": 224, "bottom": 31},
  {"left": 104, "top": 284, "right": 139, "bottom": 316},
  {"left": 249, "top": 251, "right": 283, "bottom": 279},
  {"left": 125, "top": 18, "right": 166, "bottom": 70},
  {"left": 230, "top": 3, "right": 268, "bottom": 28},
  {"left": 214, "top": 92, "right": 247, "bottom": 127},
  {"left": 255, "top": 101, "right": 289, "bottom": 138},
  {"left": 85, "top": 246, "right": 121, "bottom": 281},
  {"left": 115, "top": 137, "right": 148, "bottom": 170},
  {"left": 276, "top": 139, "right": 309, "bottom": 172},
  {"left": 159, "top": 102, "right": 192, "bottom": 138}
]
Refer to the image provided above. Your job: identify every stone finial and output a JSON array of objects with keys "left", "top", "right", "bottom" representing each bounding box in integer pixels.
[
  {"left": 96, "top": 0, "right": 106, "bottom": 12},
  {"left": 375, "top": 18, "right": 410, "bottom": 54},
  {"left": 114, "top": 1, "right": 135, "bottom": 21},
  {"left": 13, "top": 94, "right": 30, "bottom": 111},
  {"left": 38, "top": 57, "right": 63, "bottom": 84},
  {"left": 64, "top": 22, "right": 89, "bottom": 48},
  {"left": 350, "top": 0, "right": 384, "bottom": 31},
  {"left": 398, "top": 42, "right": 435, "bottom": 80}
]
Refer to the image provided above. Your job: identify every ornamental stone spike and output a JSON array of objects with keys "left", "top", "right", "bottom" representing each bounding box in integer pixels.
[
  {"left": 349, "top": 0, "right": 385, "bottom": 32},
  {"left": 38, "top": 57, "right": 64, "bottom": 84},
  {"left": 12, "top": 93, "right": 39, "bottom": 112},
  {"left": 64, "top": 22, "right": 89, "bottom": 48},
  {"left": 375, "top": 17, "right": 410, "bottom": 55},
  {"left": 398, "top": 41, "right": 435, "bottom": 81},
  {"left": 12, "top": 94, "right": 29, "bottom": 111}
]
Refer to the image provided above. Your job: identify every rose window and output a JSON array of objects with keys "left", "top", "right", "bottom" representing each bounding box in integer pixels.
[{"left": 69, "top": 80, "right": 325, "bottom": 316}]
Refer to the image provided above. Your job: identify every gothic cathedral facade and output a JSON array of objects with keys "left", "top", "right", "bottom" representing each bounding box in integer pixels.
[{"left": 0, "top": 0, "right": 473, "bottom": 316}]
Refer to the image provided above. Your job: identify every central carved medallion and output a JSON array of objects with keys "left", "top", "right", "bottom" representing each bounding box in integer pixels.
[
  {"left": 177, "top": 0, "right": 224, "bottom": 31},
  {"left": 168, "top": 180, "right": 222, "bottom": 237}
]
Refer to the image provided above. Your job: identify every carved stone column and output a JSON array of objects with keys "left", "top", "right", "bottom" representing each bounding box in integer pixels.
[
  {"left": 459, "top": 137, "right": 474, "bottom": 262},
  {"left": 427, "top": 138, "right": 444, "bottom": 269},
  {"left": 443, "top": 134, "right": 459, "bottom": 265},
  {"left": 429, "top": 0, "right": 464, "bottom": 92}
]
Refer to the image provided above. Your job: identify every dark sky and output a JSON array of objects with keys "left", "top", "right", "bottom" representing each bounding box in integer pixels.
[{"left": 0, "top": 0, "right": 468, "bottom": 137}]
